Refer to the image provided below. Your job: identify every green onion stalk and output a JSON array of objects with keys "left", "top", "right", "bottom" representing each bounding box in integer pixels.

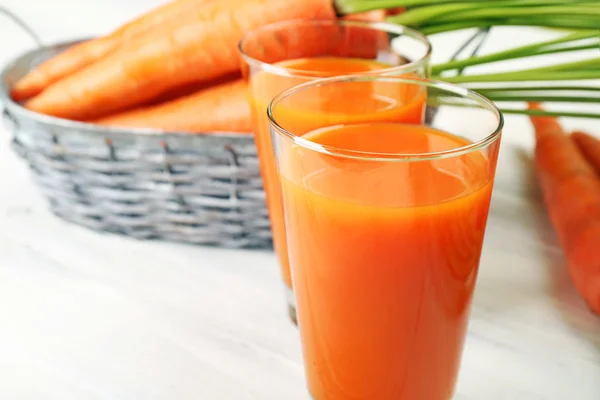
[{"left": 334, "top": 0, "right": 600, "bottom": 118}]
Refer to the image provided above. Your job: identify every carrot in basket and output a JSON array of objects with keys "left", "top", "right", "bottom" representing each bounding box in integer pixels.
[
  {"left": 11, "top": 0, "right": 213, "bottom": 101},
  {"left": 24, "top": 0, "right": 337, "bottom": 120},
  {"left": 11, "top": 39, "right": 115, "bottom": 101},
  {"left": 339, "top": 9, "right": 390, "bottom": 59},
  {"left": 571, "top": 131, "right": 600, "bottom": 176},
  {"left": 95, "top": 79, "right": 251, "bottom": 133},
  {"left": 142, "top": 72, "right": 241, "bottom": 106},
  {"left": 111, "top": 0, "right": 212, "bottom": 40},
  {"left": 529, "top": 103, "right": 600, "bottom": 314},
  {"left": 244, "top": 12, "right": 387, "bottom": 68}
]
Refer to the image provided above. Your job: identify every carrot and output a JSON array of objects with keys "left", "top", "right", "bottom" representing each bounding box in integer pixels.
[
  {"left": 11, "top": 39, "right": 116, "bottom": 101},
  {"left": 339, "top": 10, "right": 390, "bottom": 59},
  {"left": 94, "top": 79, "right": 251, "bottom": 133},
  {"left": 240, "top": 21, "right": 338, "bottom": 67},
  {"left": 240, "top": 11, "right": 387, "bottom": 73},
  {"left": 571, "top": 131, "right": 600, "bottom": 176},
  {"left": 141, "top": 72, "right": 241, "bottom": 106},
  {"left": 11, "top": 0, "right": 213, "bottom": 101},
  {"left": 110, "top": 0, "right": 212, "bottom": 40},
  {"left": 529, "top": 102, "right": 600, "bottom": 314},
  {"left": 342, "top": 9, "right": 387, "bottom": 22},
  {"left": 24, "top": 0, "right": 336, "bottom": 120}
]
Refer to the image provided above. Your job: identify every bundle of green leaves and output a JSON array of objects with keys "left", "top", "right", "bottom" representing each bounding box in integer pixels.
[{"left": 336, "top": 0, "right": 600, "bottom": 118}]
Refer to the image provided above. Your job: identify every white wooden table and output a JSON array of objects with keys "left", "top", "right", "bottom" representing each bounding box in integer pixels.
[{"left": 0, "top": 1, "right": 599, "bottom": 398}]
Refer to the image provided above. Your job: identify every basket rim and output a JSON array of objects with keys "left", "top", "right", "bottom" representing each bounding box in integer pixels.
[{"left": 0, "top": 37, "right": 252, "bottom": 140}]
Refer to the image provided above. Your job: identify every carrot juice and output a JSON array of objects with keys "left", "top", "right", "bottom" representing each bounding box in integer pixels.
[
  {"left": 277, "top": 122, "right": 496, "bottom": 400},
  {"left": 247, "top": 57, "right": 425, "bottom": 304},
  {"left": 239, "top": 20, "right": 432, "bottom": 322}
]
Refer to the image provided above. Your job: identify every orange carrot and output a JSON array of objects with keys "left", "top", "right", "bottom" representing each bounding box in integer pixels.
[
  {"left": 529, "top": 103, "right": 600, "bottom": 314},
  {"left": 110, "top": 0, "right": 212, "bottom": 40},
  {"left": 571, "top": 131, "right": 600, "bottom": 176},
  {"left": 11, "top": 0, "right": 213, "bottom": 101},
  {"left": 240, "top": 12, "right": 387, "bottom": 74},
  {"left": 342, "top": 9, "right": 387, "bottom": 22},
  {"left": 24, "top": 0, "right": 336, "bottom": 120},
  {"left": 12, "top": 39, "right": 115, "bottom": 101},
  {"left": 142, "top": 72, "right": 241, "bottom": 106},
  {"left": 339, "top": 10, "right": 390, "bottom": 59},
  {"left": 94, "top": 79, "right": 251, "bottom": 133}
]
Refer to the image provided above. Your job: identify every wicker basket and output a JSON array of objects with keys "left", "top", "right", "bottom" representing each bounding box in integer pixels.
[
  {"left": 1, "top": 40, "right": 272, "bottom": 249},
  {"left": 0, "top": 5, "right": 490, "bottom": 250}
]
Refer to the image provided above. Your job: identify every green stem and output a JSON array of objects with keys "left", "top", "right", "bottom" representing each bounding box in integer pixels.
[
  {"left": 338, "top": 0, "right": 599, "bottom": 14},
  {"left": 434, "top": 6, "right": 600, "bottom": 25},
  {"left": 499, "top": 108, "right": 600, "bottom": 119},
  {"left": 508, "top": 57, "right": 600, "bottom": 74},
  {"left": 432, "top": 32, "right": 598, "bottom": 73},
  {"left": 389, "top": 3, "right": 599, "bottom": 26},
  {"left": 438, "top": 44, "right": 598, "bottom": 74},
  {"left": 334, "top": 0, "right": 455, "bottom": 14},
  {"left": 389, "top": 3, "right": 484, "bottom": 26},
  {"left": 503, "top": 16, "right": 600, "bottom": 30},
  {"left": 335, "top": 0, "right": 528, "bottom": 14},
  {"left": 473, "top": 85, "right": 600, "bottom": 92},
  {"left": 420, "top": 17, "right": 600, "bottom": 35},
  {"left": 485, "top": 94, "right": 600, "bottom": 103},
  {"left": 439, "top": 70, "right": 600, "bottom": 83},
  {"left": 420, "top": 21, "right": 492, "bottom": 35}
]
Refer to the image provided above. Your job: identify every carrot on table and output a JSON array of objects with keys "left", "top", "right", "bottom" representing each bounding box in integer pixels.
[
  {"left": 571, "top": 131, "right": 600, "bottom": 176},
  {"left": 94, "top": 79, "right": 251, "bottom": 133},
  {"left": 11, "top": 0, "right": 213, "bottom": 101},
  {"left": 24, "top": 0, "right": 337, "bottom": 120},
  {"left": 529, "top": 102, "right": 600, "bottom": 314}
]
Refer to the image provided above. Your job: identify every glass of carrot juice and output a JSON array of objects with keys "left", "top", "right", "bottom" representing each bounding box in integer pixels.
[
  {"left": 268, "top": 75, "right": 503, "bottom": 400},
  {"left": 238, "top": 20, "right": 432, "bottom": 323}
]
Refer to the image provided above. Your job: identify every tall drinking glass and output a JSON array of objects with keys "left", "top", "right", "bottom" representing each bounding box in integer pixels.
[
  {"left": 239, "top": 20, "right": 432, "bottom": 323},
  {"left": 269, "top": 76, "right": 503, "bottom": 400}
]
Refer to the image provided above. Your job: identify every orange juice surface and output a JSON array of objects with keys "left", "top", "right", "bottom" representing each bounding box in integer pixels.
[
  {"left": 248, "top": 56, "right": 424, "bottom": 290},
  {"left": 279, "top": 123, "right": 495, "bottom": 400}
]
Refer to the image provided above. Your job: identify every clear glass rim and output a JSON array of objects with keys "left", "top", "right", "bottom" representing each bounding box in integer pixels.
[
  {"left": 238, "top": 19, "right": 432, "bottom": 79},
  {"left": 267, "top": 75, "right": 504, "bottom": 162}
]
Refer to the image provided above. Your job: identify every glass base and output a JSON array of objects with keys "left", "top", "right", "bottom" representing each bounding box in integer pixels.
[{"left": 284, "top": 284, "right": 297, "bottom": 325}]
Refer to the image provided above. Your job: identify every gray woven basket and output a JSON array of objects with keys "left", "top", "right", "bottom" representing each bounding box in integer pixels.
[
  {"left": 1, "top": 40, "right": 272, "bottom": 249},
  {"left": 0, "top": 5, "right": 490, "bottom": 250}
]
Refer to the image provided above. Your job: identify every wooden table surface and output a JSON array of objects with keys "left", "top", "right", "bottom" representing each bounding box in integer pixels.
[{"left": 0, "top": 1, "right": 599, "bottom": 398}]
